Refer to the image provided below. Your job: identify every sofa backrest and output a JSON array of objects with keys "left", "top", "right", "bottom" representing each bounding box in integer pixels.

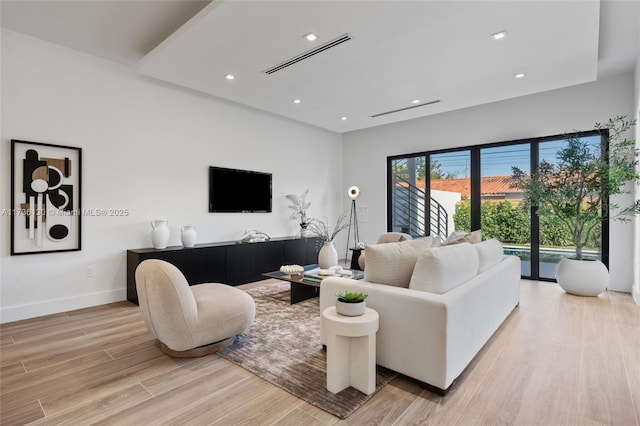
[{"left": 376, "top": 232, "right": 413, "bottom": 244}]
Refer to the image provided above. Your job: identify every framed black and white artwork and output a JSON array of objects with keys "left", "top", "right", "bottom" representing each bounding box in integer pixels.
[{"left": 11, "top": 140, "right": 82, "bottom": 255}]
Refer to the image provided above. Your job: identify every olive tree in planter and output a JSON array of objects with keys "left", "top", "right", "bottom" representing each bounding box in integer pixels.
[{"left": 512, "top": 115, "right": 639, "bottom": 296}]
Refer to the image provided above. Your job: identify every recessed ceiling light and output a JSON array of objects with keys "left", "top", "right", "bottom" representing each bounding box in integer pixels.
[
  {"left": 515, "top": 73, "right": 525, "bottom": 79},
  {"left": 411, "top": 99, "right": 420, "bottom": 104},
  {"left": 292, "top": 99, "right": 301, "bottom": 104},
  {"left": 340, "top": 117, "right": 348, "bottom": 121},
  {"left": 491, "top": 30, "right": 508, "bottom": 40},
  {"left": 303, "top": 32, "right": 317, "bottom": 41},
  {"left": 224, "top": 74, "right": 235, "bottom": 80}
]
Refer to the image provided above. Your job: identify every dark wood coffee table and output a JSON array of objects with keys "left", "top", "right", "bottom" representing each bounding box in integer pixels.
[{"left": 262, "top": 264, "right": 365, "bottom": 304}]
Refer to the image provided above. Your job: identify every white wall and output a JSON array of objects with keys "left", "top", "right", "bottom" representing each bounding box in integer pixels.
[
  {"left": 344, "top": 72, "right": 636, "bottom": 293},
  {"left": 1, "top": 29, "right": 344, "bottom": 322}
]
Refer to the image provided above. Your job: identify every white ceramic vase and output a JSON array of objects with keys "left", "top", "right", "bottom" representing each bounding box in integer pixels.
[
  {"left": 555, "top": 258, "right": 609, "bottom": 297},
  {"left": 150, "top": 219, "right": 170, "bottom": 249},
  {"left": 336, "top": 300, "right": 366, "bottom": 316},
  {"left": 300, "top": 228, "right": 312, "bottom": 238},
  {"left": 181, "top": 225, "right": 197, "bottom": 248},
  {"left": 318, "top": 240, "right": 338, "bottom": 268}
]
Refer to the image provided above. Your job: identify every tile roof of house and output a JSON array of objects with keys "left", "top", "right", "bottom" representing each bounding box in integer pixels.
[{"left": 415, "top": 175, "right": 521, "bottom": 198}]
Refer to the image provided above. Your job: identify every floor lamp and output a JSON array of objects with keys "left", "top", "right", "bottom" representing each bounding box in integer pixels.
[{"left": 345, "top": 186, "right": 360, "bottom": 262}]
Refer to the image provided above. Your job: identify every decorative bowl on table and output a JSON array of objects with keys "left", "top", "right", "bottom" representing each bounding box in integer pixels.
[{"left": 280, "top": 264, "right": 304, "bottom": 280}]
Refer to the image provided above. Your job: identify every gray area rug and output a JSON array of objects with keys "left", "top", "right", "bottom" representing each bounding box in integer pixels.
[{"left": 218, "top": 281, "right": 397, "bottom": 419}]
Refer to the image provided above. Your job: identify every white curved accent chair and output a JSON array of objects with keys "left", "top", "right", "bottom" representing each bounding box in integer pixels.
[
  {"left": 358, "top": 232, "right": 413, "bottom": 270},
  {"left": 135, "top": 259, "right": 255, "bottom": 357}
]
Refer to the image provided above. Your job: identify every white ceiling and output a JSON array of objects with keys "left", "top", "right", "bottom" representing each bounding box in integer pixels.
[{"left": 2, "top": 1, "right": 639, "bottom": 134}]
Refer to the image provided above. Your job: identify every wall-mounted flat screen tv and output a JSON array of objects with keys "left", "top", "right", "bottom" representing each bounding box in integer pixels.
[{"left": 209, "top": 166, "right": 272, "bottom": 213}]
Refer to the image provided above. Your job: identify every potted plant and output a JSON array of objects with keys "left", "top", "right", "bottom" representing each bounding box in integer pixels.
[
  {"left": 512, "top": 115, "right": 639, "bottom": 296},
  {"left": 335, "top": 291, "right": 368, "bottom": 316},
  {"left": 286, "top": 190, "right": 311, "bottom": 236},
  {"left": 307, "top": 212, "right": 349, "bottom": 268}
]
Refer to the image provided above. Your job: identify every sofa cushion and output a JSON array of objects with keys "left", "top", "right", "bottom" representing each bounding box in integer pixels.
[
  {"left": 409, "top": 243, "right": 480, "bottom": 294},
  {"left": 474, "top": 238, "right": 504, "bottom": 272},
  {"left": 363, "top": 238, "right": 429, "bottom": 287}
]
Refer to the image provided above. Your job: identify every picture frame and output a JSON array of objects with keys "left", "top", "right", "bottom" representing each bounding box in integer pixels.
[{"left": 11, "top": 140, "right": 82, "bottom": 255}]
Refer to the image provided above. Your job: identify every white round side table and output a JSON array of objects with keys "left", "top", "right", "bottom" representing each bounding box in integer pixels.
[{"left": 322, "top": 306, "right": 379, "bottom": 395}]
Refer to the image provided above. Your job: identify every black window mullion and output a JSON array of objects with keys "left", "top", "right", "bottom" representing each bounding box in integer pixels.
[
  {"left": 470, "top": 148, "right": 482, "bottom": 231},
  {"left": 530, "top": 141, "right": 540, "bottom": 280},
  {"left": 425, "top": 154, "right": 432, "bottom": 236},
  {"left": 600, "top": 130, "right": 610, "bottom": 269}
]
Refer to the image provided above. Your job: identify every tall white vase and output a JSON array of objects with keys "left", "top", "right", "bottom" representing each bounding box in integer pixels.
[
  {"left": 151, "top": 220, "right": 170, "bottom": 249},
  {"left": 319, "top": 240, "right": 338, "bottom": 268},
  {"left": 181, "top": 225, "right": 197, "bottom": 248}
]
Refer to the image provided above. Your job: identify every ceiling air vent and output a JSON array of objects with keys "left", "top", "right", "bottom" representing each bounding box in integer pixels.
[
  {"left": 264, "top": 33, "right": 352, "bottom": 75},
  {"left": 370, "top": 100, "right": 441, "bottom": 118}
]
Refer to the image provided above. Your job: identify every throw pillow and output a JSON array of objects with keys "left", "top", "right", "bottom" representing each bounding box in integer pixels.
[
  {"left": 409, "top": 242, "right": 480, "bottom": 294},
  {"left": 474, "top": 238, "right": 504, "bottom": 272},
  {"left": 444, "top": 229, "right": 482, "bottom": 245},
  {"left": 363, "top": 239, "right": 425, "bottom": 287}
]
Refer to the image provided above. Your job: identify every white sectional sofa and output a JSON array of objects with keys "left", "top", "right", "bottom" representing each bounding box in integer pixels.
[{"left": 320, "top": 238, "right": 521, "bottom": 394}]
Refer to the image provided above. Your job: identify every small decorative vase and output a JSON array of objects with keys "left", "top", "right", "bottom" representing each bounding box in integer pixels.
[
  {"left": 556, "top": 258, "right": 609, "bottom": 297},
  {"left": 336, "top": 300, "right": 366, "bottom": 316},
  {"left": 151, "top": 220, "right": 170, "bottom": 249},
  {"left": 181, "top": 225, "right": 197, "bottom": 248},
  {"left": 300, "top": 228, "right": 311, "bottom": 238},
  {"left": 318, "top": 240, "right": 338, "bottom": 268}
]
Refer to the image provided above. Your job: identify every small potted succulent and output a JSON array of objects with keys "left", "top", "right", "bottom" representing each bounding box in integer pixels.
[{"left": 335, "top": 291, "right": 368, "bottom": 316}]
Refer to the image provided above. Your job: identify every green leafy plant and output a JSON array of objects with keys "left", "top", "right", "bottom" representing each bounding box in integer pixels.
[
  {"left": 511, "top": 115, "right": 639, "bottom": 260},
  {"left": 336, "top": 291, "right": 368, "bottom": 303},
  {"left": 307, "top": 211, "right": 349, "bottom": 242}
]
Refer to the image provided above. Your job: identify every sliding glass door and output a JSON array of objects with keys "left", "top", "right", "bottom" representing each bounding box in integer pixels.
[
  {"left": 388, "top": 131, "right": 607, "bottom": 281},
  {"left": 536, "top": 135, "right": 603, "bottom": 279},
  {"left": 480, "top": 144, "right": 531, "bottom": 276}
]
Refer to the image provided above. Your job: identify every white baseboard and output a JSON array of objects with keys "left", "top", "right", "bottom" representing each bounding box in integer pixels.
[{"left": 0, "top": 289, "right": 127, "bottom": 324}]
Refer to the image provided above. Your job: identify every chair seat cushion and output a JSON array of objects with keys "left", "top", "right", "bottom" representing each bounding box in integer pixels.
[{"left": 189, "top": 284, "right": 255, "bottom": 348}]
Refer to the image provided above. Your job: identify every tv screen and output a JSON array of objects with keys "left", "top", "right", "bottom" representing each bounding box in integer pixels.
[{"left": 209, "top": 166, "right": 272, "bottom": 213}]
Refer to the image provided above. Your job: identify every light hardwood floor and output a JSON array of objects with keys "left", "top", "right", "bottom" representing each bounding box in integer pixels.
[{"left": 1, "top": 280, "right": 639, "bottom": 425}]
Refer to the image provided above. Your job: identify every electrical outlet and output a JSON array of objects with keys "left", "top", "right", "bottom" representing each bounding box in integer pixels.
[{"left": 85, "top": 266, "right": 95, "bottom": 278}]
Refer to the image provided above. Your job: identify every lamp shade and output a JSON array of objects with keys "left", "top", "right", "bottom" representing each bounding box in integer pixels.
[{"left": 348, "top": 186, "right": 360, "bottom": 200}]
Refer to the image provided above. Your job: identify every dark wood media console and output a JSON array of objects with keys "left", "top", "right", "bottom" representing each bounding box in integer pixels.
[{"left": 127, "top": 236, "right": 321, "bottom": 305}]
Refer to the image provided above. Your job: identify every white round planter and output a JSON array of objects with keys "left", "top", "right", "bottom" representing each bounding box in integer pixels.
[
  {"left": 319, "top": 241, "right": 338, "bottom": 268},
  {"left": 556, "top": 258, "right": 609, "bottom": 297},
  {"left": 336, "top": 300, "right": 366, "bottom": 316}
]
